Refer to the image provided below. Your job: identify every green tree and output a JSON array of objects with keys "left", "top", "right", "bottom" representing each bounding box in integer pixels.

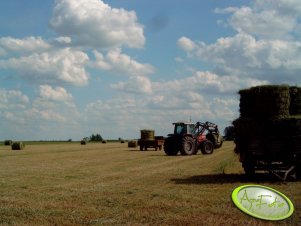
[
  {"left": 224, "top": 126, "right": 234, "bottom": 141},
  {"left": 90, "top": 133, "right": 103, "bottom": 142}
]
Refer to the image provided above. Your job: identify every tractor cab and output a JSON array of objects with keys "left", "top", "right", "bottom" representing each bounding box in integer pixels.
[{"left": 173, "top": 122, "right": 195, "bottom": 135}]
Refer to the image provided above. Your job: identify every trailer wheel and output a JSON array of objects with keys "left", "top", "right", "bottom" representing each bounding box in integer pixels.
[{"left": 200, "top": 140, "right": 214, "bottom": 154}]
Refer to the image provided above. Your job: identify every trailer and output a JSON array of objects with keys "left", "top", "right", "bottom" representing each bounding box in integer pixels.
[
  {"left": 138, "top": 136, "right": 164, "bottom": 151},
  {"left": 237, "top": 135, "right": 301, "bottom": 181},
  {"left": 233, "top": 85, "right": 301, "bottom": 181}
]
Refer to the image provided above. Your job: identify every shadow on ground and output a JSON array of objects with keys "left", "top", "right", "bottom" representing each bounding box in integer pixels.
[{"left": 171, "top": 173, "right": 289, "bottom": 184}]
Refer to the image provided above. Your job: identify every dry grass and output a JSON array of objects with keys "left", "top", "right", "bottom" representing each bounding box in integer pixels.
[{"left": 0, "top": 142, "right": 300, "bottom": 225}]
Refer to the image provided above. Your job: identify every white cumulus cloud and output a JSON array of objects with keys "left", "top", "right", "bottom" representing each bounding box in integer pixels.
[
  {"left": 216, "top": 0, "right": 301, "bottom": 39},
  {"left": 51, "top": 36, "right": 72, "bottom": 46},
  {"left": 39, "top": 85, "right": 73, "bottom": 102},
  {"left": 0, "top": 89, "right": 29, "bottom": 109},
  {"left": 25, "top": 108, "right": 66, "bottom": 122},
  {"left": 92, "top": 48, "right": 155, "bottom": 76},
  {"left": 154, "top": 70, "right": 267, "bottom": 94},
  {"left": 50, "top": 0, "right": 145, "bottom": 49},
  {"left": 177, "top": 36, "right": 197, "bottom": 52},
  {"left": 111, "top": 76, "right": 152, "bottom": 94},
  {"left": 0, "top": 36, "right": 50, "bottom": 55},
  {"left": 0, "top": 48, "right": 89, "bottom": 86},
  {"left": 178, "top": 33, "right": 301, "bottom": 82},
  {"left": 229, "top": 7, "right": 295, "bottom": 39}
]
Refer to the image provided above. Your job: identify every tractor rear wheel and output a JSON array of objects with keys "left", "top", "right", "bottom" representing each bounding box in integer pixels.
[
  {"left": 201, "top": 140, "right": 214, "bottom": 154},
  {"left": 180, "top": 136, "right": 196, "bottom": 155},
  {"left": 207, "top": 133, "right": 223, "bottom": 149},
  {"left": 164, "top": 137, "right": 179, "bottom": 156},
  {"left": 215, "top": 138, "right": 223, "bottom": 149}
]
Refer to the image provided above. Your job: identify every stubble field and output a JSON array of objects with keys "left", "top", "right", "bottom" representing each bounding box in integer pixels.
[{"left": 0, "top": 141, "right": 300, "bottom": 225}]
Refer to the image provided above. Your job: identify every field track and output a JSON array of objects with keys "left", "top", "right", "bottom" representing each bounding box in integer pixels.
[{"left": 0, "top": 141, "right": 300, "bottom": 225}]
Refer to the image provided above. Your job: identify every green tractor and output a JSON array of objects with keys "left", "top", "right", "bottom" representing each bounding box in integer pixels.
[{"left": 164, "top": 121, "right": 223, "bottom": 156}]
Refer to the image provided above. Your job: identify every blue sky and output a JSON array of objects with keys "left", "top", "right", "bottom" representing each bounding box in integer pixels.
[{"left": 1, "top": 0, "right": 301, "bottom": 141}]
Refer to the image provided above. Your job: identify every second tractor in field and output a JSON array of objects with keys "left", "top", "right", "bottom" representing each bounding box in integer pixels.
[{"left": 164, "top": 121, "right": 223, "bottom": 156}]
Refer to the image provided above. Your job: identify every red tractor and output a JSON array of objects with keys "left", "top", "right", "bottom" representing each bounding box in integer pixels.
[{"left": 164, "top": 121, "right": 223, "bottom": 156}]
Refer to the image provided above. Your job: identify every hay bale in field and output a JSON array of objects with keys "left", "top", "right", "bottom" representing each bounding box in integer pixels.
[
  {"left": 11, "top": 142, "right": 25, "bottom": 150},
  {"left": 290, "top": 86, "right": 301, "bottom": 115},
  {"left": 128, "top": 140, "right": 137, "bottom": 148},
  {"left": 140, "top": 129, "right": 155, "bottom": 141},
  {"left": 233, "top": 116, "right": 301, "bottom": 154},
  {"left": 102, "top": 140, "right": 107, "bottom": 144},
  {"left": 239, "top": 85, "right": 290, "bottom": 119},
  {"left": 4, "top": 140, "right": 12, "bottom": 146},
  {"left": 80, "top": 140, "right": 87, "bottom": 145}
]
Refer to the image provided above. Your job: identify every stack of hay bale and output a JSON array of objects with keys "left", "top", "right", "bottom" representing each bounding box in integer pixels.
[
  {"left": 233, "top": 85, "right": 301, "bottom": 159},
  {"left": 138, "top": 129, "right": 155, "bottom": 151},
  {"left": 140, "top": 130, "right": 155, "bottom": 141}
]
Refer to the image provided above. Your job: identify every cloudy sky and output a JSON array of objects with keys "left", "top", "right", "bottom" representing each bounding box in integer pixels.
[{"left": 1, "top": 0, "right": 301, "bottom": 141}]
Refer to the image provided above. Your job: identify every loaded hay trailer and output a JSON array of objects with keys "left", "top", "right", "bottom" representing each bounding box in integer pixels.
[
  {"left": 138, "top": 130, "right": 164, "bottom": 151},
  {"left": 233, "top": 85, "right": 301, "bottom": 181}
]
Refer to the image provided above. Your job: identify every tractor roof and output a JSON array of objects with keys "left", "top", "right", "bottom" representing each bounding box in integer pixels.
[{"left": 172, "top": 121, "right": 194, "bottom": 125}]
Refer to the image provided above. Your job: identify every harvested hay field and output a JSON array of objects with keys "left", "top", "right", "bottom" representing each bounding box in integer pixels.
[{"left": 0, "top": 142, "right": 300, "bottom": 225}]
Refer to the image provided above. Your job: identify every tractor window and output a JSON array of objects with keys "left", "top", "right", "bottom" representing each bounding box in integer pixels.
[
  {"left": 175, "top": 124, "right": 186, "bottom": 135},
  {"left": 188, "top": 124, "right": 195, "bottom": 134}
]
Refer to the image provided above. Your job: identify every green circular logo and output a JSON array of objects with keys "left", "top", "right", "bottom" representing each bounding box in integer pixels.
[{"left": 232, "top": 185, "right": 294, "bottom": 220}]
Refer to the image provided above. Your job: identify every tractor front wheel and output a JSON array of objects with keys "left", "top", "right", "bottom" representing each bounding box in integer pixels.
[
  {"left": 201, "top": 140, "right": 214, "bottom": 154},
  {"left": 164, "top": 138, "right": 179, "bottom": 156},
  {"left": 180, "top": 136, "right": 196, "bottom": 155}
]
